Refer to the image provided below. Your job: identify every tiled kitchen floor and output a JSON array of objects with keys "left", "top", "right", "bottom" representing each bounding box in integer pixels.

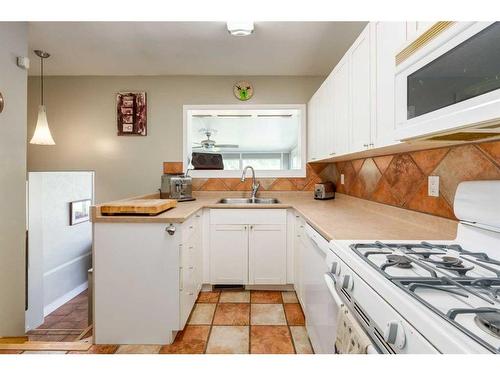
[{"left": 1, "top": 290, "right": 313, "bottom": 354}]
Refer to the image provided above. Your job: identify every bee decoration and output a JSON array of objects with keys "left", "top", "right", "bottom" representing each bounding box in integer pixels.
[{"left": 233, "top": 81, "right": 254, "bottom": 101}]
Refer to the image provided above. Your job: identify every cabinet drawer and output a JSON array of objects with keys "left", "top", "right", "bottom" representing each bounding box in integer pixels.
[
  {"left": 182, "top": 210, "right": 202, "bottom": 241},
  {"left": 210, "top": 209, "right": 286, "bottom": 225}
]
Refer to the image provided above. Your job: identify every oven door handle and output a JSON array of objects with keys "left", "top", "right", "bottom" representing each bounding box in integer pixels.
[{"left": 324, "top": 273, "right": 343, "bottom": 307}]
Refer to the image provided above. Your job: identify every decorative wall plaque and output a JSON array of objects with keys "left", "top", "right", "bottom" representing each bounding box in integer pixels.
[{"left": 116, "top": 92, "right": 147, "bottom": 136}]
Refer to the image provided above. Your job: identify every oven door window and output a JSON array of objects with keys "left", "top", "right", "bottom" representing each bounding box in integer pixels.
[{"left": 407, "top": 22, "right": 500, "bottom": 119}]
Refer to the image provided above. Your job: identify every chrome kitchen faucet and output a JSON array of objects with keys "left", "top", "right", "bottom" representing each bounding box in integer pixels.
[{"left": 241, "top": 165, "right": 260, "bottom": 201}]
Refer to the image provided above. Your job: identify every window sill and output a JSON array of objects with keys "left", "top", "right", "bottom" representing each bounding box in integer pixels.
[{"left": 188, "top": 169, "right": 306, "bottom": 179}]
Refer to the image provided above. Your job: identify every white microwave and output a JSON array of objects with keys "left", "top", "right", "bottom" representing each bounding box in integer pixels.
[{"left": 395, "top": 22, "right": 500, "bottom": 142}]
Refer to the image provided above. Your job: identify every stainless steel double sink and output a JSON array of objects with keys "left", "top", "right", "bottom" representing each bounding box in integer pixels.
[{"left": 217, "top": 197, "right": 281, "bottom": 204}]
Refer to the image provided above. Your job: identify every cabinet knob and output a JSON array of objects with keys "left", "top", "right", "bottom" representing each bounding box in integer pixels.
[
  {"left": 363, "top": 144, "right": 368, "bottom": 147},
  {"left": 166, "top": 224, "right": 176, "bottom": 235},
  {"left": 330, "top": 152, "right": 336, "bottom": 155}
]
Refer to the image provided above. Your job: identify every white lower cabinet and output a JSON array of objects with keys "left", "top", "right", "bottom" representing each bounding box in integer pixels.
[
  {"left": 209, "top": 209, "right": 287, "bottom": 285},
  {"left": 209, "top": 224, "right": 248, "bottom": 284},
  {"left": 249, "top": 224, "right": 287, "bottom": 284},
  {"left": 93, "top": 211, "right": 203, "bottom": 345}
]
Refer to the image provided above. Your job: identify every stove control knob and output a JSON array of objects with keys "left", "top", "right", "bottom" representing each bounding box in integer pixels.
[
  {"left": 331, "top": 261, "right": 341, "bottom": 276},
  {"left": 383, "top": 321, "right": 406, "bottom": 349},
  {"left": 341, "top": 274, "right": 353, "bottom": 291}
]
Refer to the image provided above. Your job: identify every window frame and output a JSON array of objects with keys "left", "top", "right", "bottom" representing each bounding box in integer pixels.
[{"left": 183, "top": 104, "right": 307, "bottom": 178}]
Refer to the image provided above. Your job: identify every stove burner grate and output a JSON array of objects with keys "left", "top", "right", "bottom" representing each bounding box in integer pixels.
[
  {"left": 382, "top": 254, "right": 413, "bottom": 270},
  {"left": 475, "top": 311, "right": 500, "bottom": 339}
]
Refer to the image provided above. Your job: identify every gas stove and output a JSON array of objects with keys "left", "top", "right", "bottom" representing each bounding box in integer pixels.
[
  {"left": 327, "top": 181, "right": 500, "bottom": 354},
  {"left": 351, "top": 241, "right": 500, "bottom": 353}
]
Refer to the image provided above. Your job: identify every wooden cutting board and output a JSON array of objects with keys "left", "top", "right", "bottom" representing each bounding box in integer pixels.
[{"left": 100, "top": 199, "right": 177, "bottom": 216}]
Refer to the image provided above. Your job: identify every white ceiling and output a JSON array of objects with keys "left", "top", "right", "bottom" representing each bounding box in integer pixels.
[{"left": 28, "top": 21, "right": 367, "bottom": 76}]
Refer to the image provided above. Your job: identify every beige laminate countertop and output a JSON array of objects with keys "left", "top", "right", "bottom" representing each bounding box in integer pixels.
[{"left": 92, "top": 191, "right": 458, "bottom": 241}]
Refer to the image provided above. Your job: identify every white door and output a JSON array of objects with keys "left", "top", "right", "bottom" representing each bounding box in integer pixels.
[
  {"left": 332, "top": 55, "right": 351, "bottom": 155},
  {"left": 350, "top": 25, "right": 373, "bottom": 152},
  {"left": 210, "top": 224, "right": 248, "bottom": 284},
  {"left": 374, "top": 22, "right": 407, "bottom": 147},
  {"left": 249, "top": 224, "right": 287, "bottom": 284}
]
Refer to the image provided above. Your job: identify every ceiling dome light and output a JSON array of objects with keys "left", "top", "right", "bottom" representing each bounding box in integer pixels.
[{"left": 226, "top": 21, "right": 254, "bottom": 36}]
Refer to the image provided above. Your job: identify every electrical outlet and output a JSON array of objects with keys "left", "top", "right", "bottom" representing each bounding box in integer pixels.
[
  {"left": 428, "top": 176, "right": 439, "bottom": 197},
  {"left": 341, "top": 174, "right": 345, "bottom": 185}
]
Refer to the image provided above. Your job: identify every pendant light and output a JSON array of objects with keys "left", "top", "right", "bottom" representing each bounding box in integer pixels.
[{"left": 30, "top": 50, "right": 55, "bottom": 145}]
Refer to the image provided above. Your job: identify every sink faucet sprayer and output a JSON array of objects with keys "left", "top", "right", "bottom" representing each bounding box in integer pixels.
[{"left": 241, "top": 166, "right": 260, "bottom": 201}]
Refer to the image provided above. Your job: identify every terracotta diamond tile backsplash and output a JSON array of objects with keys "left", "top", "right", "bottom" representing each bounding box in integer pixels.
[
  {"left": 176, "top": 140, "right": 500, "bottom": 220},
  {"left": 189, "top": 163, "right": 337, "bottom": 193},
  {"left": 333, "top": 140, "right": 500, "bottom": 220}
]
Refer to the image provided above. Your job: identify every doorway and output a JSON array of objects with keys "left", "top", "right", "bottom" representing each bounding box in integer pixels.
[{"left": 26, "top": 171, "right": 94, "bottom": 342}]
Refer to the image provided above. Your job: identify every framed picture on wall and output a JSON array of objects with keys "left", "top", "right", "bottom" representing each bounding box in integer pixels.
[
  {"left": 70, "top": 199, "right": 91, "bottom": 225},
  {"left": 116, "top": 92, "right": 147, "bottom": 136}
]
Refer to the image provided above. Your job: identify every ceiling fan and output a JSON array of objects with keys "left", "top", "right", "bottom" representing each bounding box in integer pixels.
[{"left": 192, "top": 128, "right": 239, "bottom": 152}]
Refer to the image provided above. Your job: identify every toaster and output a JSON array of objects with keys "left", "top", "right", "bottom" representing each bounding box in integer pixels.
[{"left": 314, "top": 182, "right": 336, "bottom": 200}]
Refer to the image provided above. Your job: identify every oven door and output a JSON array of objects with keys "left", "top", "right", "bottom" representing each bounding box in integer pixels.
[{"left": 395, "top": 22, "right": 500, "bottom": 141}]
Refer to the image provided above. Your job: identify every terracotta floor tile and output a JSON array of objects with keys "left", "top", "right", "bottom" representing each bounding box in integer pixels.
[
  {"left": 0, "top": 349, "right": 23, "bottom": 354},
  {"left": 206, "top": 326, "right": 249, "bottom": 354},
  {"left": 250, "top": 326, "right": 294, "bottom": 354},
  {"left": 213, "top": 303, "right": 250, "bottom": 325},
  {"left": 281, "top": 291, "right": 299, "bottom": 304},
  {"left": 159, "top": 325, "right": 210, "bottom": 354},
  {"left": 115, "top": 345, "right": 161, "bottom": 354},
  {"left": 284, "top": 304, "right": 305, "bottom": 326},
  {"left": 251, "top": 304, "right": 286, "bottom": 325},
  {"left": 68, "top": 345, "right": 118, "bottom": 354},
  {"left": 188, "top": 303, "right": 216, "bottom": 325},
  {"left": 219, "top": 291, "right": 250, "bottom": 303},
  {"left": 250, "top": 291, "right": 283, "bottom": 304},
  {"left": 290, "top": 326, "right": 313, "bottom": 354},
  {"left": 197, "top": 291, "right": 220, "bottom": 303}
]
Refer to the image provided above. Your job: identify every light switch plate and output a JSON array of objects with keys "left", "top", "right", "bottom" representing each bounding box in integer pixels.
[
  {"left": 341, "top": 174, "right": 345, "bottom": 185},
  {"left": 428, "top": 176, "right": 439, "bottom": 197}
]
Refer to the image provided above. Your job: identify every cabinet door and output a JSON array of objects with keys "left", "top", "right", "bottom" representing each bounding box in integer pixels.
[
  {"left": 249, "top": 224, "right": 287, "bottom": 284},
  {"left": 374, "top": 22, "right": 406, "bottom": 147},
  {"left": 350, "top": 25, "right": 373, "bottom": 152},
  {"left": 210, "top": 224, "right": 248, "bottom": 284},
  {"left": 332, "top": 55, "right": 351, "bottom": 155},
  {"left": 321, "top": 74, "right": 336, "bottom": 158},
  {"left": 307, "top": 92, "right": 319, "bottom": 161}
]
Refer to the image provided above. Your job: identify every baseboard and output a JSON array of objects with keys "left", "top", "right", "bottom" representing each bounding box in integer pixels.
[{"left": 44, "top": 281, "right": 88, "bottom": 317}]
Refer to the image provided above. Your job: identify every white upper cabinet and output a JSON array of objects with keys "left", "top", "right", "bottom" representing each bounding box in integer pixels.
[
  {"left": 349, "top": 25, "right": 373, "bottom": 152},
  {"left": 306, "top": 22, "right": 424, "bottom": 160},
  {"left": 373, "top": 22, "right": 407, "bottom": 147},
  {"left": 332, "top": 55, "right": 350, "bottom": 155}
]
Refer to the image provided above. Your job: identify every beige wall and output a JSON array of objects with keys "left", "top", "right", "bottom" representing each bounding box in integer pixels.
[
  {"left": 0, "top": 22, "right": 28, "bottom": 336},
  {"left": 28, "top": 76, "right": 323, "bottom": 202}
]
